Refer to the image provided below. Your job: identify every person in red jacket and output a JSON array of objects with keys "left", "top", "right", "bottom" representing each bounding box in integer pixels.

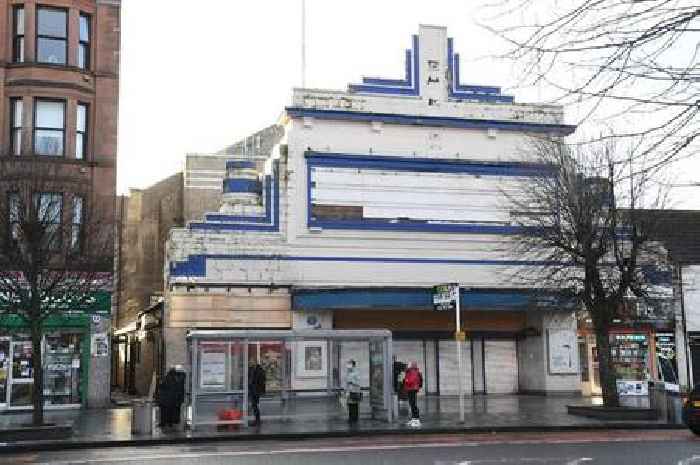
[{"left": 402, "top": 361, "right": 423, "bottom": 427}]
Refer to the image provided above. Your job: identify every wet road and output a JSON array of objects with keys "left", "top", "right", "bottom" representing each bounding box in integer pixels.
[{"left": 2, "top": 430, "right": 699, "bottom": 465}]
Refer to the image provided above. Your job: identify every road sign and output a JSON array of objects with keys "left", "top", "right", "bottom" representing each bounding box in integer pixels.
[{"left": 433, "top": 283, "right": 459, "bottom": 311}]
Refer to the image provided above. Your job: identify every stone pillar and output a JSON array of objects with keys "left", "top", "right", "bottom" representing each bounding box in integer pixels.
[
  {"left": 518, "top": 310, "right": 581, "bottom": 395},
  {"left": 87, "top": 316, "right": 112, "bottom": 408}
]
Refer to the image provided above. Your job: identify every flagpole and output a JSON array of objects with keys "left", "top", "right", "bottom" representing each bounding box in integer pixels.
[{"left": 301, "top": 0, "right": 307, "bottom": 88}]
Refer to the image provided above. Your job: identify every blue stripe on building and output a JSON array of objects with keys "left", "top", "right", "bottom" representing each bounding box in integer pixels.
[
  {"left": 286, "top": 107, "right": 576, "bottom": 135},
  {"left": 169, "top": 253, "right": 567, "bottom": 278},
  {"left": 222, "top": 178, "right": 262, "bottom": 194}
]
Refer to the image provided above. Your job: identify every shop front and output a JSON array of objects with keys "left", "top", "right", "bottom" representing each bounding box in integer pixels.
[
  {"left": 0, "top": 313, "right": 104, "bottom": 410},
  {"left": 579, "top": 327, "right": 678, "bottom": 397},
  {"left": 293, "top": 287, "right": 579, "bottom": 396}
]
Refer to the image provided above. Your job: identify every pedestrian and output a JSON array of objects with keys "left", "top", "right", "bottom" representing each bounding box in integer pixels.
[
  {"left": 248, "top": 362, "right": 266, "bottom": 426},
  {"left": 173, "top": 365, "right": 186, "bottom": 426},
  {"left": 157, "top": 368, "right": 179, "bottom": 429},
  {"left": 345, "top": 359, "right": 361, "bottom": 423},
  {"left": 403, "top": 361, "right": 423, "bottom": 427}
]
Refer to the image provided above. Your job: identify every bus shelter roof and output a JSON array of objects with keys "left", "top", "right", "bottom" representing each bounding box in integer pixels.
[{"left": 187, "top": 329, "right": 392, "bottom": 341}]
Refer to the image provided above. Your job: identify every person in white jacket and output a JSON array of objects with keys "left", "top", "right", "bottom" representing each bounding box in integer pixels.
[{"left": 345, "top": 359, "right": 361, "bottom": 423}]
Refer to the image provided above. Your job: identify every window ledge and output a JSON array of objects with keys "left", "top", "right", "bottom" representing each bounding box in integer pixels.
[{"left": 5, "top": 61, "right": 94, "bottom": 76}]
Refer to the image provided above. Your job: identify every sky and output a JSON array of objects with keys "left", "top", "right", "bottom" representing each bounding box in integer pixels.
[{"left": 117, "top": 0, "right": 699, "bottom": 207}]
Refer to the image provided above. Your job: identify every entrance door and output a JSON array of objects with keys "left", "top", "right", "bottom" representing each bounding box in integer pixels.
[
  {"left": 484, "top": 339, "right": 518, "bottom": 394},
  {"left": 691, "top": 343, "right": 700, "bottom": 388},
  {"left": 0, "top": 339, "right": 9, "bottom": 407},
  {"left": 10, "top": 340, "right": 34, "bottom": 408}
]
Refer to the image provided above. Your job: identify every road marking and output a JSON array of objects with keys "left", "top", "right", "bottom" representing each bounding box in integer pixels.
[
  {"left": 30, "top": 442, "right": 480, "bottom": 465},
  {"left": 21, "top": 433, "right": 692, "bottom": 465},
  {"left": 437, "top": 458, "right": 592, "bottom": 464}
]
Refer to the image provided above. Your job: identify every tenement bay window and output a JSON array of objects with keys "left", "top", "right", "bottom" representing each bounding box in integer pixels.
[
  {"left": 13, "top": 5, "right": 25, "bottom": 63},
  {"left": 35, "top": 192, "right": 63, "bottom": 249},
  {"left": 76, "top": 103, "right": 88, "bottom": 159},
  {"left": 71, "top": 196, "right": 83, "bottom": 250},
  {"left": 34, "top": 99, "right": 65, "bottom": 156},
  {"left": 37, "top": 7, "right": 68, "bottom": 65},
  {"left": 78, "top": 14, "right": 91, "bottom": 69},
  {"left": 10, "top": 98, "right": 23, "bottom": 156}
]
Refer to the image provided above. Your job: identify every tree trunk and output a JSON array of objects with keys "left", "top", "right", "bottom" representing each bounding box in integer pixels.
[
  {"left": 594, "top": 322, "right": 619, "bottom": 407},
  {"left": 30, "top": 321, "right": 44, "bottom": 426}
]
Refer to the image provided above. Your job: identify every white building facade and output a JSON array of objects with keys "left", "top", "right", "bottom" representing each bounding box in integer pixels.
[{"left": 165, "top": 25, "right": 581, "bottom": 396}]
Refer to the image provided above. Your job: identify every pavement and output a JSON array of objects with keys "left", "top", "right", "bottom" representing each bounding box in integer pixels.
[
  {"left": 0, "top": 394, "right": 687, "bottom": 453},
  {"left": 2, "top": 430, "right": 699, "bottom": 465}
]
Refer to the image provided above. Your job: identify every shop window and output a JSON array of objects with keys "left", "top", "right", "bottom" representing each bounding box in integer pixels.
[
  {"left": 610, "top": 333, "right": 649, "bottom": 381},
  {"left": 11, "top": 340, "right": 33, "bottom": 379},
  {"left": 0, "top": 340, "right": 9, "bottom": 405},
  {"left": 36, "top": 7, "right": 68, "bottom": 65},
  {"left": 44, "top": 333, "right": 82, "bottom": 405},
  {"left": 13, "top": 6, "right": 25, "bottom": 63}
]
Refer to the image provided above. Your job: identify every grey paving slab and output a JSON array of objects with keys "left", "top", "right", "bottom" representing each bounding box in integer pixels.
[{"left": 0, "top": 395, "right": 684, "bottom": 452}]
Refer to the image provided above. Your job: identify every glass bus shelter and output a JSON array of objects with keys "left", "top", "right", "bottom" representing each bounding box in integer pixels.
[{"left": 187, "top": 329, "right": 393, "bottom": 430}]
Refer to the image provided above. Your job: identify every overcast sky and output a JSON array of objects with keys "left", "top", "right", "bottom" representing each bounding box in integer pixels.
[{"left": 117, "top": 0, "right": 699, "bottom": 207}]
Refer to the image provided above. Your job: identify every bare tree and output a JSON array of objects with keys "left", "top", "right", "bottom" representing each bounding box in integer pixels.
[
  {"left": 0, "top": 159, "right": 113, "bottom": 426},
  {"left": 482, "top": 0, "right": 699, "bottom": 171},
  {"left": 506, "top": 138, "right": 669, "bottom": 406}
]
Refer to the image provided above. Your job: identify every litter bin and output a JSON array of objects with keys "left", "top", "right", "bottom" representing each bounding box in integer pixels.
[{"left": 132, "top": 399, "right": 154, "bottom": 435}]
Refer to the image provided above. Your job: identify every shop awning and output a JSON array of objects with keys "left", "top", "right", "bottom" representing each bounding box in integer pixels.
[{"left": 292, "top": 287, "right": 573, "bottom": 312}]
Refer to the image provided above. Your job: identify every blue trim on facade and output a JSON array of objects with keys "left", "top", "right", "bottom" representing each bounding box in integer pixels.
[
  {"left": 309, "top": 220, "right": 524, "bottom": 235},
  {"left": 361, "top": 50, "right": 413, "bottom": 87},
  {"left": 191, "top": 161, "right": 280, "bottom": 231},
  {"left": 222, "top": 179, "right": 262, "bottom": 194},
  {"left": 306, "top": 152, "right": 554, "bottom": 176},
  {"left": 169, "top": 253, "right": 565, "bottom": 278},
  {"left": 292, "top": 287, "right": 559, "bottom": 311},
  {"left": 349, "top": 35, "right": 420, "bottom": 96},
  {"left": 447, "top": 37, "right": 515, "bottom": 103},
  {"left": 306, "top": 152, "right": 551, "bottom": 235},
  {"left": 447, "top": 38, "right": 514, "bottom": 103},
  {"left": 226, "top": 160, "right": 257, "bottom": 170},
  {"left": 285, "top": 107, "right": 576, "bottom": 135}
]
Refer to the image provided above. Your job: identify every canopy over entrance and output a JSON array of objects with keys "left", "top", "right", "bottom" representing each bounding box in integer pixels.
[{"left": 187, "top": 329, "right": 393, "bottom": 430}]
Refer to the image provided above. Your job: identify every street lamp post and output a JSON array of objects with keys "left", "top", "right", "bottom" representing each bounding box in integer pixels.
[{"left": 455, "top": 285, "right": 465, "bottom": 423}]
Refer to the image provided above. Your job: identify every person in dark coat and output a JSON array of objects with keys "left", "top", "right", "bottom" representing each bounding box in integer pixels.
[
  {"left": 248, "top": 363, "right": 266, "bottom": 426},
  {"left": 157, "top": 368, "right": 179, "bottom": 428},
  {"left": 173, "top": 366, "right": 186, "bottom": 426}
]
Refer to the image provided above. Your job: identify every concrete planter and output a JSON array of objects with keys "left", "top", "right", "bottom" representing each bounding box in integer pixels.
[{"left": 567, "top": 405, "right": 657, "bottom": 421}]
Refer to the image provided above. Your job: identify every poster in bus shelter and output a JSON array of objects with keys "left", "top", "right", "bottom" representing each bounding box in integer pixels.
[
  {"left": 369, "top": 341, "right": 384, "bottom": 408},
  {"left": 200, "top": 346, "right": 226, "bottom": 388}
]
